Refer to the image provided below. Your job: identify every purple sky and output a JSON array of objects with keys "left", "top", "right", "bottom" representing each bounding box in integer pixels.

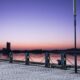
[{"left": 0, "top": 0, "right": 80, "bottom": 49}]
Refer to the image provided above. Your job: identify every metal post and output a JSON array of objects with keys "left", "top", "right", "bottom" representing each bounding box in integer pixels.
[
  {"left": 25, "top": 52, "right": 29, "bottom": 65},
  {"left": 61, "top": 52, "right": 66, "bottom": 69},
  {"left": 45, "top": 52, "right": 50, "bottom": 67},
  {"left": 73, "top": 0, "right": 77, "bottom": 73},
  {"left": 9, "top": 52, "right": 13, "bottom": 63}
]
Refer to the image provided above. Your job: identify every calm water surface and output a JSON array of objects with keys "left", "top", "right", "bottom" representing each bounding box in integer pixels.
[{"left": 0, "top": 53, "right": 80, "bottom": 66}]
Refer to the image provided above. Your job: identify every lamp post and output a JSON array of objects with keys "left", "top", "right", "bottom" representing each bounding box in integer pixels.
[{"left": 73, "top": 0, "right": 77, "bottom": 73}]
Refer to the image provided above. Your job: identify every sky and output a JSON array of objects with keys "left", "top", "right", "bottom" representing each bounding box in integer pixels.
[{"left": 0, "top": 0, "right": 80, "bottom": 50}]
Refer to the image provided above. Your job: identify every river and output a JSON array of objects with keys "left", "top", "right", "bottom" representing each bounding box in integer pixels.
[{"left": 0, "top": 53, "right": 80, "bottom": 66}]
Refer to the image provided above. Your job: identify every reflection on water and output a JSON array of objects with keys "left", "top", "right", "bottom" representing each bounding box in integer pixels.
[{"left": 0, "top": 53, "right": 80, "bottom": 66}]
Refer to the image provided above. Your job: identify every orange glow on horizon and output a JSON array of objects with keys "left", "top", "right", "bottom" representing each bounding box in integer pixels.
[
  {"left": 11, "top": 42, "right": 74, "bottom": 50},
  {"left": 0, "top": 42, "right": 80, "bottom": 50}
]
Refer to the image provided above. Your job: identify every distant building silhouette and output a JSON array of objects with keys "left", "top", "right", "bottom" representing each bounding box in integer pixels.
[
  {"left": 6, "top": 42, "right": 11, "bottom": 50},
  {"left": 3, "top": 42, "right": 11, "bottom": 56}
]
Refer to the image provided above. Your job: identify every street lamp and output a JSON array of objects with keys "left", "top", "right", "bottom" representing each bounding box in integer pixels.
[{"left": 73, "top": 0, "right": 77, "bottom": 73}]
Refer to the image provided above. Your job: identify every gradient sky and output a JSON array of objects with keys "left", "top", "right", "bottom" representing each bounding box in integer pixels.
[{"left": 0, "top": 0, "right": 80, "bottom": 50}]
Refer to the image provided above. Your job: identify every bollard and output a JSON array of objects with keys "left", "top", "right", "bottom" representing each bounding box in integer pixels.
[
  {"left": 45, "top": 52, "right": 50, "bottom": 68},
  {"left": 9, "top": 52, "right": 13, "bottom": 63},
  {"left": 74, "top": 52, "right": 77, "bottom": 73},
  {"left": 25, "top": 52, "right": 29, "bottom": 65},
  {"left": 61, "top": 52, "right": 66, "bottom": 69}
]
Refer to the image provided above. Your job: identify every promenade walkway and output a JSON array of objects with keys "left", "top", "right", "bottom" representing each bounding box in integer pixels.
[{"left": 0, "top": 62, "right": 80, "bottom": 80}]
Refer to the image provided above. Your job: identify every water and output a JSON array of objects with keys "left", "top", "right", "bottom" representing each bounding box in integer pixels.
[{"left": 0, "top": 53, "right": 80, "bottom": 66}]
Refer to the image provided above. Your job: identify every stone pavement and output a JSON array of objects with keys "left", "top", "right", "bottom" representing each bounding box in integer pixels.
[{"left": 0, "top": 62, "right": 80, "bottom": 80}]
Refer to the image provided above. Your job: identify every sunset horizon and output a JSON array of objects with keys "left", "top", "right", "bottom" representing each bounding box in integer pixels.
[{"left": 0, "top": 41, "right": 80, "bottom": 50}]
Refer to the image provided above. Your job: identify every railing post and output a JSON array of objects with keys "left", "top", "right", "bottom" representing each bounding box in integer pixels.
[
  {"left": 25, "top": 52, "right": 29, "bottom": 65},
  {"left": 9, "top": 52, "right": 13, "bottom": 63},
  {"left": 45, "top": 52, "right": 50, "bottom": 68},
  {"left": 74, "top": 51, "right": 77, "bottom": 73},
  {"left": 61, "top": 52, "right": 66, "bottom": 69}
]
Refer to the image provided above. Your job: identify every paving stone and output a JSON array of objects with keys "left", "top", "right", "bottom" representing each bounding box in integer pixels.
[{"left": 0, "top": 62, "right": 80, "bottom": 80}]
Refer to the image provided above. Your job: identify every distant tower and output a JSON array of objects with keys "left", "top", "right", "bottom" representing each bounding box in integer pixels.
[
  {"left": 6, "top": 42, "right": 11, "bottom": 50},
  {"left": 3, "top": 42, "right": 11, "bottom": 56},
  {"left": 6, "top": 42, "right": 11, "bottom": 56}
]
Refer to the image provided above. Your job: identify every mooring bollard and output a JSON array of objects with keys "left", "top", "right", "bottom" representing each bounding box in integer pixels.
[
  {"left": 9, "top": 52, "right": 13, "bottom": 63},
  {"left": 45, "top": 52, "right": 50, "bottom": 68},
  {"left": 25, "top": 52, "right": 29, "bottom": 65},
  {"left": 61, "top": 52, "right": 66, "bottom": 69}
]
